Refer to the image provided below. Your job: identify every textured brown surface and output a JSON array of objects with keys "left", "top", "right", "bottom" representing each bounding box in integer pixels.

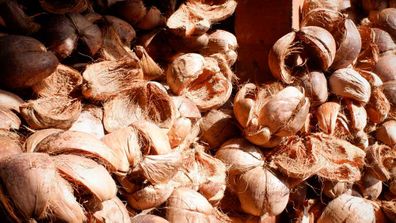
[{"left": 235, "top": 0, "right": 303, "bottom": 83}]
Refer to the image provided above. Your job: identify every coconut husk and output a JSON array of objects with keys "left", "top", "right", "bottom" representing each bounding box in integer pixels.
[
  {"left": 0, "top": 89, "right": 24, "bottom": 112},
  {"left": 23, "top": 129, "right": 63, "bottom": 152},
  {"left": 0, "top": 106, "right": 20, "bottom": 130},
  {"left": 20, "top": 96, "right": 81, "bottom": 130},
  {"left": 69, "top": 104, "right": 105, "bottom": 139},
  {"left": 103, "top": 81, "right": 176, "bottom": 132},
  {"left": 82, "top": 58, "right": 143, "bottom": 101},
  {"left": 126, "top": 182, "right": 174, "bottom": 210},
  {"left": 91, "top": 197, "right": 130, "bottom": 223}
]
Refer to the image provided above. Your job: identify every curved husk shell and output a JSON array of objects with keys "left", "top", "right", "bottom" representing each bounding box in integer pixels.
[
  {"left": 23, "top": 128, "right": 63, "bottom": 153},
  {"left": 136, "top": 6, "right": 165, "bottom": 30},
  {"left": 114, "top": 0, "right": 147, "bottom": 25},
  {"left": 136, "top": 150, "right": 182, "bottom": 184},
  {"left": 299, "top": 71, "right": 328, "bottom": 106},
  {"left": 382, "top": 81, "right": 396, "bottom": 106},
  {"left": 329, "top": 68, "right": 371, "bottom": 103},
  {"left": 322, "top": 180, "right": 352, "bottom": 199},
  {"left": 215, "top": 138, "right": 264, "bottom": 175},
  {"left": 317, "top": 194, "right": 375, "bottom": 223},
  {"left": 0, "top": 1, "right": 40, "bottom": 35},
  {"left": 131, "top": 214, "right": 169, "bottom": 223},
  {"left": 104, "top": 15, "right": 136, "bottom": 46},
  {"left": 69, "top": 105, "right": 105, "bottom": 139},
  {"left": 135, "top": 45, "right": 163, "bottom": 81},
  {"left": 35, "top": 130, "right": 128, "bottom": 175},
  {"left": 374, "top": 53, "right": 396, "bottom": 82},
  {"left": 0, "top": 106, "right": 21, "bottom": 130},
  {"left": 166, "top": 188, "right": 220, "bottom": 223},
  {"left": 366, "top": 87, "right": 390, "bottom": 123},
  {"left": 39, "top": 0, "right": 88, "bottom": 14},
  {"left": 20, "top": 96, "right": 81, "bottom": 130},
  {"left": 200, "top": 109, "right": 240, "bottom": 149},
  {"left": 372, "top": 28, "right": 396, "bottom": 53},
  {"left": 301, "top": 0, "right": 343, "bottom": 17},
  {"left": 32, "top": 64, "right": 82, "bottom": 97},
  {"left": 0, "top": 135, "right": 22, "bottom": 161},
  {"left": 82, "top": 58, "right": 143, "bottom": 101},
  {"left": 52, "top": 154, "right": 117, "bottom": 202},
  {"left": 0, "top": 35, "right": 59, "bottom": 89},
  {"left": 92, "top": 197, "right": 130, "bottom": 223},
  {"left": 316, "top": 102, "right": 341, "bottom": 135},
  {"left": 103, "top": 81, "right": 176, "bottom": 132},
  {"left": 373, "top": 8, "right": 396, "bottom": 38},
  {"left": 127, "top": 183, "right": 174, "bottom": 210},
  {"left": 233, "top": 166, "right": 290, "bottom": 216},
  {"left": 376, "top": 120, "right": 396, "bottom": 147},
  {"left": 0, "top": 89, "right": 24, "bottom": 112},
  {"left": 365, "top": 144, "right": 396, "bottom": 181}
]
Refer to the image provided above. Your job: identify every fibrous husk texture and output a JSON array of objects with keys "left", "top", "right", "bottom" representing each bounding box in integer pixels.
[
  {"left": 103, "top": 80, "right": 176, "bottom": 132},
  {"left": 20, "top": 96, "right": 81, "bottom": 130}
]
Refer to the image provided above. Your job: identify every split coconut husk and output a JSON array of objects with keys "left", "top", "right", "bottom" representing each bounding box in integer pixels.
[
  {"left": 0, "top": 106, "right": 21, "bottom": 130},
  {"left": 69, "top": 104, "right": 105, "bottom": 139},
  {"left": 0, "top": 89, "right": 24, "bottom": 112}
]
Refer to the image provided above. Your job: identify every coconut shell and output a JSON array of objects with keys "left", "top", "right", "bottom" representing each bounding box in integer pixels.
[
  {"left": 374, "top": 54, "right": 396, "bottom": 82},
  {"left": 130, "top": 121, "right": 172, "bottom": 155},
  {"left": 0, "top": 107, "right": 21, "bottom": 131},
  {"left": 127, "top": 183, "right": 174, "bottom": 210},
  {"left": 0, "top": 1, "right": 40, "bottom": 35},
  {"left": 317, "top": 194, "right": 375, "bottom": 223},
  {"left": 35, "top": 131, "right": 129, "bottom": 175},
  {"left": 376, "top": 120, "right": 396, "bottom": 147},
  {"left": 69, "top": 105, "right": 105, "bottom": 139},
  {"left": 0, "top": 35, "right": 58, "bottom": 89},
  {"left": 20, "top": 96, "right": 82, "bottom": 130},
  {"left": 23, "top": 128, "right": 63, "bottom": 152},
  {"left": 104, "top": 15, "right": 136, "bottom": 46},
  {"left": 135, "top": 45, "right": 163, "bottom": 81},
  {"left": 166, "top": 188, "right": 220, "bottom": 223},
  {"left": 365, "top": 144, "right": 396, "bottom": 181},
  {"left": 316, "top": 102, "right": 341, "bottom": 135},
  {"left": 32, "top": 64, "right": 82, "bottom": 97},
  {"left": 0, "top": 89, "right": 24, "bottom": 113},
  {"left": 366, "top": 87, "right": 390, "bottom": 123},
  {"left": 233, "top": 166, "right": 290, "bottom": 216},
  {"left": 82, "top": 58, "right": 143, "bottom": 101},
  {"left": 131, "top": 215, "right": 169, "bottom": 223},
  {"left": 52, "top": 154, "right": 117, "bottom": 202},
  {"left": 91, "top": 197, "right": 130, "bottom": 223},
  {"left": 322, "top": 180, "right": 352, "bottom": 199},
  {"left": 299, "top": 71, "right": 328, "bottom": 106}
]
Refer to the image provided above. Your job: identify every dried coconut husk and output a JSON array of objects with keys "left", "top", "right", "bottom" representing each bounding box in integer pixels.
[
  {"left": 135, "top": 45, "right": 163, "bottom": 81},
  {"left": 322, "top": 180, "right": 352, "bottom": 199},
  {"left": 376, "top": 120, "right": 396, "bottom": 147},
  {"left": 23, "top": 128, "right": 63, "bottom": 153},
  {"left": 0, "top": 89, "right": 24, "bottom": 112},
  {"left": 69, "top": 104, "right": 104, "bottom": 138},
  {"left": 0, "top": 153, "right": 85, "bottom": 222},
  {"left": 167, "top": 54, "right": 232, "bottom": 111},
  {"left": 372, "top": 8, "right": 396, "bottom": 39},
  {"left": 39, "top": 0, "right": 88, "bottom": 14},
  {"left": 41, "top": 13, "right": 102, "bottom": 58},
  {"left": 356, "top": 172, "right": 382, "bottom": 200},
  {"left": 0, "top": 135, "right": 22, "bottom": 161},
  {"left": 82, "top": 58, "right": 143, "bottom": 101},
  {"left": 167, "top": 0, "right": 237, "bottom": 37},
  {"left": 103, "top": 15, "right": 136, "bottom": 46},
  {"left": 201, "top": 29, "right": 238, "bottom": 66},
  {"left": 231, "top": 166, "right": 290, "bottom": 216},
  {"left": 365, "top": 143, "right": 396, "bottom": 181},
  {"left": 268, "top": 135, "right": 324, "bottom": 183},
  {"left": 172, "top": 96, "right": 201, "bottom": 119},
  {"left": 382, "top": 81, "right": 396, "bottom": 106},
  {"left": 301, "top": 0, "right": 343, "bottom": 18},
  {"left": 298, "top": 71, "right": 328, "bottom": 106},
  {"left": 35, "top": 130, "right": 129, "bottom": 175},
  {"left": 303, "top": 9, "right": 361, "bottom": 70},
  {"left": 0, "top": 1, "right": 40, "bottom": 35},
  {"left": 311, "top": 133, "right": 365, "bottom": 182},
  {"left": 136, "top": 6, "right": 166, "bottom": 30},
  {"left": 268, "top": 26, "right": 336, "bottom": 84},
  {"left": 32, "top": 64, "right": 82, "bottom": 97},
  {"left": 166, "top": 188, "right": 222, "bottom": 223},
  {"left": 0, "top": 106, "right": 20, "bottom": 130},
  {"left": 372, "top": 28, "right": 396, "bottom": 54},
  {"left": 102, "top": 126, "right": 142, "bottom": 170},
  {"left": 200, "top": 109, "right": 240, "bottom": 149},
  {"left": 131, "top": 214, "right": 169, "bottom": 223},
  {"left": 126, "top": 182, "right": 174, "bottom": 210},
  {"left": 346, "top": 101, "right": 367, "bottom": 132},
  {"left": 366, "top": 87, "right": 390, "bottom": 124},
  {"left": 215, "top": 138, "right": 264, "bottom": 175},
  {"left": 52, "top": 154, "right": 117, "bottom": 203},
  {"left": 329, "top": 68, "right": 372, "bottom": 104},
  {"left": 130, "top": 121, "right": 172, "bottom": 155},
  {"left": 134, "top": 150, "right": 182, "bottom": 184},
  {"left": 317, "top": 194, "right": 375, "bottom": 223},
  {"left": 91, "top": 197, "right": 130, "bottom": 223},
  {"left": 374, "top": 53, "right": 396, "bottom": 82},
  {"left": 114, "top": 0, "right": 147, "bottom": 25},
  {"left": 380, "top": 200, "right": 396, "bottom": 221},
  {"left": 316, "top": 102, "right": 341, "bottom": 135},
  {"left": 20, "top": 96, "right": 81, "bottom": 130},
  {"left": 0, "top": 35, "right": 59, "bottom": 89},
  {"left": 103, "top": 81, "right": 176, "bottom": 132}
]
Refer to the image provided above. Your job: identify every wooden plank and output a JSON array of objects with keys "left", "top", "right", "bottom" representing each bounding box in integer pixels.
[{"left": 235, "top": 0, "right": 304, "bottom": 83}]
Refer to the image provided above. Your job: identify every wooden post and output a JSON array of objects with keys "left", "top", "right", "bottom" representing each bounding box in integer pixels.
[{"left": 235, "top": 0, "right": 304, "bottom": 83}]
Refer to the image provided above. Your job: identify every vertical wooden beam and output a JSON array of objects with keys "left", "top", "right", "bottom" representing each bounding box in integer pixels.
[{"left": 235, "top": 0, "right": 304, "bottom": 83}]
